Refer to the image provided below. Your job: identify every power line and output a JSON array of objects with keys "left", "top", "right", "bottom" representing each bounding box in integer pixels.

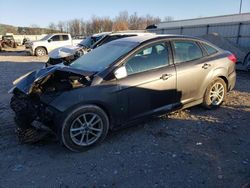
[{"left": 239, "top": 0, "right": 243, "bottom": 14}]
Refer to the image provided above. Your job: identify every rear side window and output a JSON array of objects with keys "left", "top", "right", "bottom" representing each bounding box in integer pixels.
[
  {"left": 62, "top": 35, "right": 69, "bottom": 41},
  {"left": 173, "top": 41, "right": 203, "bottom": 63},
  {"left": 203, "top": 43, "right": 218, "bottom": 55}
]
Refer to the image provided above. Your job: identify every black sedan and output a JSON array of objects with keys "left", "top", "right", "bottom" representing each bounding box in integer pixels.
[{"left": 10, "top": 35, "right": 236, "bottom": 152}]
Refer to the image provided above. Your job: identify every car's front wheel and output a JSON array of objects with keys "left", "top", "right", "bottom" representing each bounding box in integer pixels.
[
  {"left": 203, "top": 78, "right": 227, "bottom": 109},
  {"left": 58, "top": 105, "right": 109, "bottom": 152},
  {"left": 35, "top": 47, "right": 47, "bottom": 56}
]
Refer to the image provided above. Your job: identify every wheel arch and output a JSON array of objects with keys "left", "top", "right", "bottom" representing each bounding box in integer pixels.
[
  {"left": 202, "top": 75, "right": 228, "bottom": 99},
  {"left": 53, "top": 100, "right": 114, "bottom": 130},
  {"left": 218, "top": 75, "right": 229, "bottom": 91}
]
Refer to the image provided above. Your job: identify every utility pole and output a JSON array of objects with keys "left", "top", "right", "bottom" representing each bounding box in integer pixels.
[{"left": 239, "top": 0, "right": 243, "bottom": 14}]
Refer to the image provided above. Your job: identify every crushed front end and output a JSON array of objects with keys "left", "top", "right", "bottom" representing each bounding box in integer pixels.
[{"left": 9, "top": 65, "right": 93, "bottom": 143}]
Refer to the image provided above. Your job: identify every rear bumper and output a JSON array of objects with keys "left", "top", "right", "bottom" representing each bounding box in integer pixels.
[{"left": 228, "top": 71, "right": 236, "bottom": 91}]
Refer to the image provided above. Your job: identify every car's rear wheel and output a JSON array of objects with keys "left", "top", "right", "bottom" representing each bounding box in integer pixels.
[
  {"left": 203, "top": 78, "right": 227, "bottom": 109},
  {"left": 35, "top": 47, "right": 47, "bottom": 56},
  {"left": 58, "top": 105, "right": 109, "bottom": 152}
]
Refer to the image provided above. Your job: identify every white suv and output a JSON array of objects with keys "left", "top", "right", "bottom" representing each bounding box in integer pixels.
[{"left": 26, "top": 33, "right": 81, "bottom": 56}]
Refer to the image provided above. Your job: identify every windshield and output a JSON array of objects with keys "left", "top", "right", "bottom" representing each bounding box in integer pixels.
[
  {"left": 70, "top": 41, "right": 139, "bottom": 72},
  {"left": 79, "top": 35, "right": 105, "bottom": 48},
  {"left": 90, "top": 35, "right": 108, "bottom": 49},
  {"left": 40, "top": 34, "right": 52, "bottom": 41},
  {"left": 79, "top": 36, "right": 93, "bottom": 48}
]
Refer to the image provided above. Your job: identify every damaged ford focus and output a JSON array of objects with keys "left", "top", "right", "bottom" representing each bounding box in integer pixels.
[{"left": 9, "top": 35, "right": 236, "bottom": 152}]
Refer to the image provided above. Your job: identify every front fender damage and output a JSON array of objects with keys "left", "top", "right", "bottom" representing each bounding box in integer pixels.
[{"left": 9, "top": 65, "right": 94, "bottom": 143}]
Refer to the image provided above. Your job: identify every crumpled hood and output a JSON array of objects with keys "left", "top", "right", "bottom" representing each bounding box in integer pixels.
[
  {"left": 10, "top": 65, "right": 94, "bottom": 94},
  {"left": 48, "top": 46, "right": 82, "bottom": 59}
]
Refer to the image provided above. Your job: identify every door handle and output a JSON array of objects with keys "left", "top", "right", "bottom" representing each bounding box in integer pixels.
[
  {"left": 160, "top": 74, "right": 172, "bottom": 80},
  {"left": 202, "top": 63, "right": 211, "bottom": 69}
]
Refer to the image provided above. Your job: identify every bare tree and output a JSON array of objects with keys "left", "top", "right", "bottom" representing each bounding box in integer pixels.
[
  {"left": 129, "top": 12, "right": 140, "bottom": 30},
  {"left": 48, "top": 22, "right": 57, "bottom": 30},
  {"left": 101, "top": 17, "right": 113, "bottom": 32},
  {"left": 30, "top": 24, "right": 39, "bottom": 28},
  {"left": 57, "top": 21, "right": 64, "bottom": 32},
  {"left": 80, "top": 19, "right": 87, "bottom": 35},
  {"left": 91, "top": 16, "right": 103, "bottom": 33},
  {"left": 85, "top": 21, "right": 93, "bottom": 35},
  {"left": 113, "top": 11, "right": 129, "bottom": 31},
  {"left": 48, "top": 11, "right": 168, "bottom": 36},
  {"left": 70, "top": 19, "right": 81, "bottom": 36}
]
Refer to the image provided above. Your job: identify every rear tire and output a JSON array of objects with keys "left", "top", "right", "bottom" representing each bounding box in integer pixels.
[
  {"left": 35, "top": 47, "right": 47, "bottom": 56},
  {"left": 203, "top": 78, "right": 227, "bottom": 109},
  {"left": 57, "top": 105, "right": 109, "bottom": 152}
]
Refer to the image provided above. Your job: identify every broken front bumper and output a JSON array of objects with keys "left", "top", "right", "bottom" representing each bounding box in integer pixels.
[{"left": 10, "top": 89, "right": 58, "bottom": 131}]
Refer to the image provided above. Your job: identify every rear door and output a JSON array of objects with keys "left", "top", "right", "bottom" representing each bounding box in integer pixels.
[
  {"left": 116, "top": 41, "right": 178, "bottom": 121},
  {"left": 60, "top": 34, "right": 71, "bottom": 46},
  {"left": 171, "top": 40, "right": 211, "bottom": 103}
]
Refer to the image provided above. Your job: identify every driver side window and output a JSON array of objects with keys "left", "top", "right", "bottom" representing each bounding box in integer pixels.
[
  {"left": 50, "top": 35, "right": 60, "bottom": 41},
  {"left": 125, "top": 43, "right": 169, "bottom": 75}
]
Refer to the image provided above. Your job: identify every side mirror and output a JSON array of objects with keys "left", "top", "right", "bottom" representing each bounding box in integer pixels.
[
  {"left": 48, "top": 39, "right": 52, "bottom": 43},
  {"left": 114, "top": 66, "right": 127, "bottom": 79}
]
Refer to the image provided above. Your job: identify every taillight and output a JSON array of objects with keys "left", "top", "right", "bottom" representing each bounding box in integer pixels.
[{"left": 227, "top": 54, "right": 237, "bottom": 63}]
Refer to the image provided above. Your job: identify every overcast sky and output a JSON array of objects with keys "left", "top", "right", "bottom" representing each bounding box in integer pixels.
[{"left": 0, "top": 0, "right": 250, "bottom": 27}]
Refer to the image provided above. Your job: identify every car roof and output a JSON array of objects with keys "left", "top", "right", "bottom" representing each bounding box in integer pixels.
[
  {"left": 112, "top": 34, "right": 202, "bottom": 44},
  {"left": 92, "top": 32, "right": 112, "bottom": 37},
  {"left": 108, "top": 32, "right": 155, "bottom": 36}
]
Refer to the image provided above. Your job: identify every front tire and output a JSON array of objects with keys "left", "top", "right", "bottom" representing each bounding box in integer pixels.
[
  {"left": 35, "top": 47, "right": 47, "bottom": 56},
  {"left": 203, "top": 78, "right": 227, "bottom": 109},
  {"left": 57, "top": 105, "right": 109, "bottom": 152}
]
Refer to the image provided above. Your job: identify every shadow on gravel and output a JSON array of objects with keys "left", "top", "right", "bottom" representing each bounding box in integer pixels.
[
  {"left": 1, "top": 104, "right": 249, "bottom": 187},
  {"left": 235, "top": 71, "right": 250, "bottom": 93},
  {"left": 0, "top": 50, "right": 30, "bottom": 56}
]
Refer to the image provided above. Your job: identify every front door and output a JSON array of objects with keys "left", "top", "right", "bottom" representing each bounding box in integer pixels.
[{"left": 116, "top": 41, "right": 178, "bottom": 122}]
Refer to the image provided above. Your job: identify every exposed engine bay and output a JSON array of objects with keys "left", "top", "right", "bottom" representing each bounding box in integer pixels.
[
  {"left": 9, "top": 66, "right": 94, "bottom": 143},
  {"left": 30, "top": 70, "right": 91, "bottom": 94}
]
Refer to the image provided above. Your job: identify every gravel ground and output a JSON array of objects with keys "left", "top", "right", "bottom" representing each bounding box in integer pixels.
[{"left": 0, "top": 49, "right": 250, "bottom": 188}]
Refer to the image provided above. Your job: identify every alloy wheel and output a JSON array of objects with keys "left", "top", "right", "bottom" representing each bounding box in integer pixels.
[
  {"left": 36, "top": 48, "right": 46, "bottom": 56},
  {"left": 69, "top": 113, "right": 103, "bottom": 146},
  {"left": 209, "top": 82, "right": 225, "bottom": 105}
]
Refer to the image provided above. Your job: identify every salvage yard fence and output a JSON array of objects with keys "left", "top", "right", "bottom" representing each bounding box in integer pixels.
[{"left": 148, "top": 21, "right": 250, "bottom": 48}]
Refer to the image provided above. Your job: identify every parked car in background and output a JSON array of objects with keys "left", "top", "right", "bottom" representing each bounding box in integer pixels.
[
  {"left": 45, "top": 31, "right": 155, "bottom": 66},
  {"left": 0, "top": 35, "right": 17, "bottom": 49},
  {"left": 44, "top": 32, "right": 110, "bottom": 66},
  {"left": 25, "top": 33, "right": 82, "bottom": 56},
  {"left": 46, "top": 46, "right": 85, "bottom": 67},
  {"left": 10, "top": 34, "right": 236, "bottom": 152},
  {"left": 22, "top": 37, "right": 30, "bottom": 45},
  {"left": 78, "top": 32, "right": 111, "bottom": 49}
]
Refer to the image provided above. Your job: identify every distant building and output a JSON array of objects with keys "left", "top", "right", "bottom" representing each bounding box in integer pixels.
[{"left": 148, "top": 13, "right": 250, "bottom": 48}]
